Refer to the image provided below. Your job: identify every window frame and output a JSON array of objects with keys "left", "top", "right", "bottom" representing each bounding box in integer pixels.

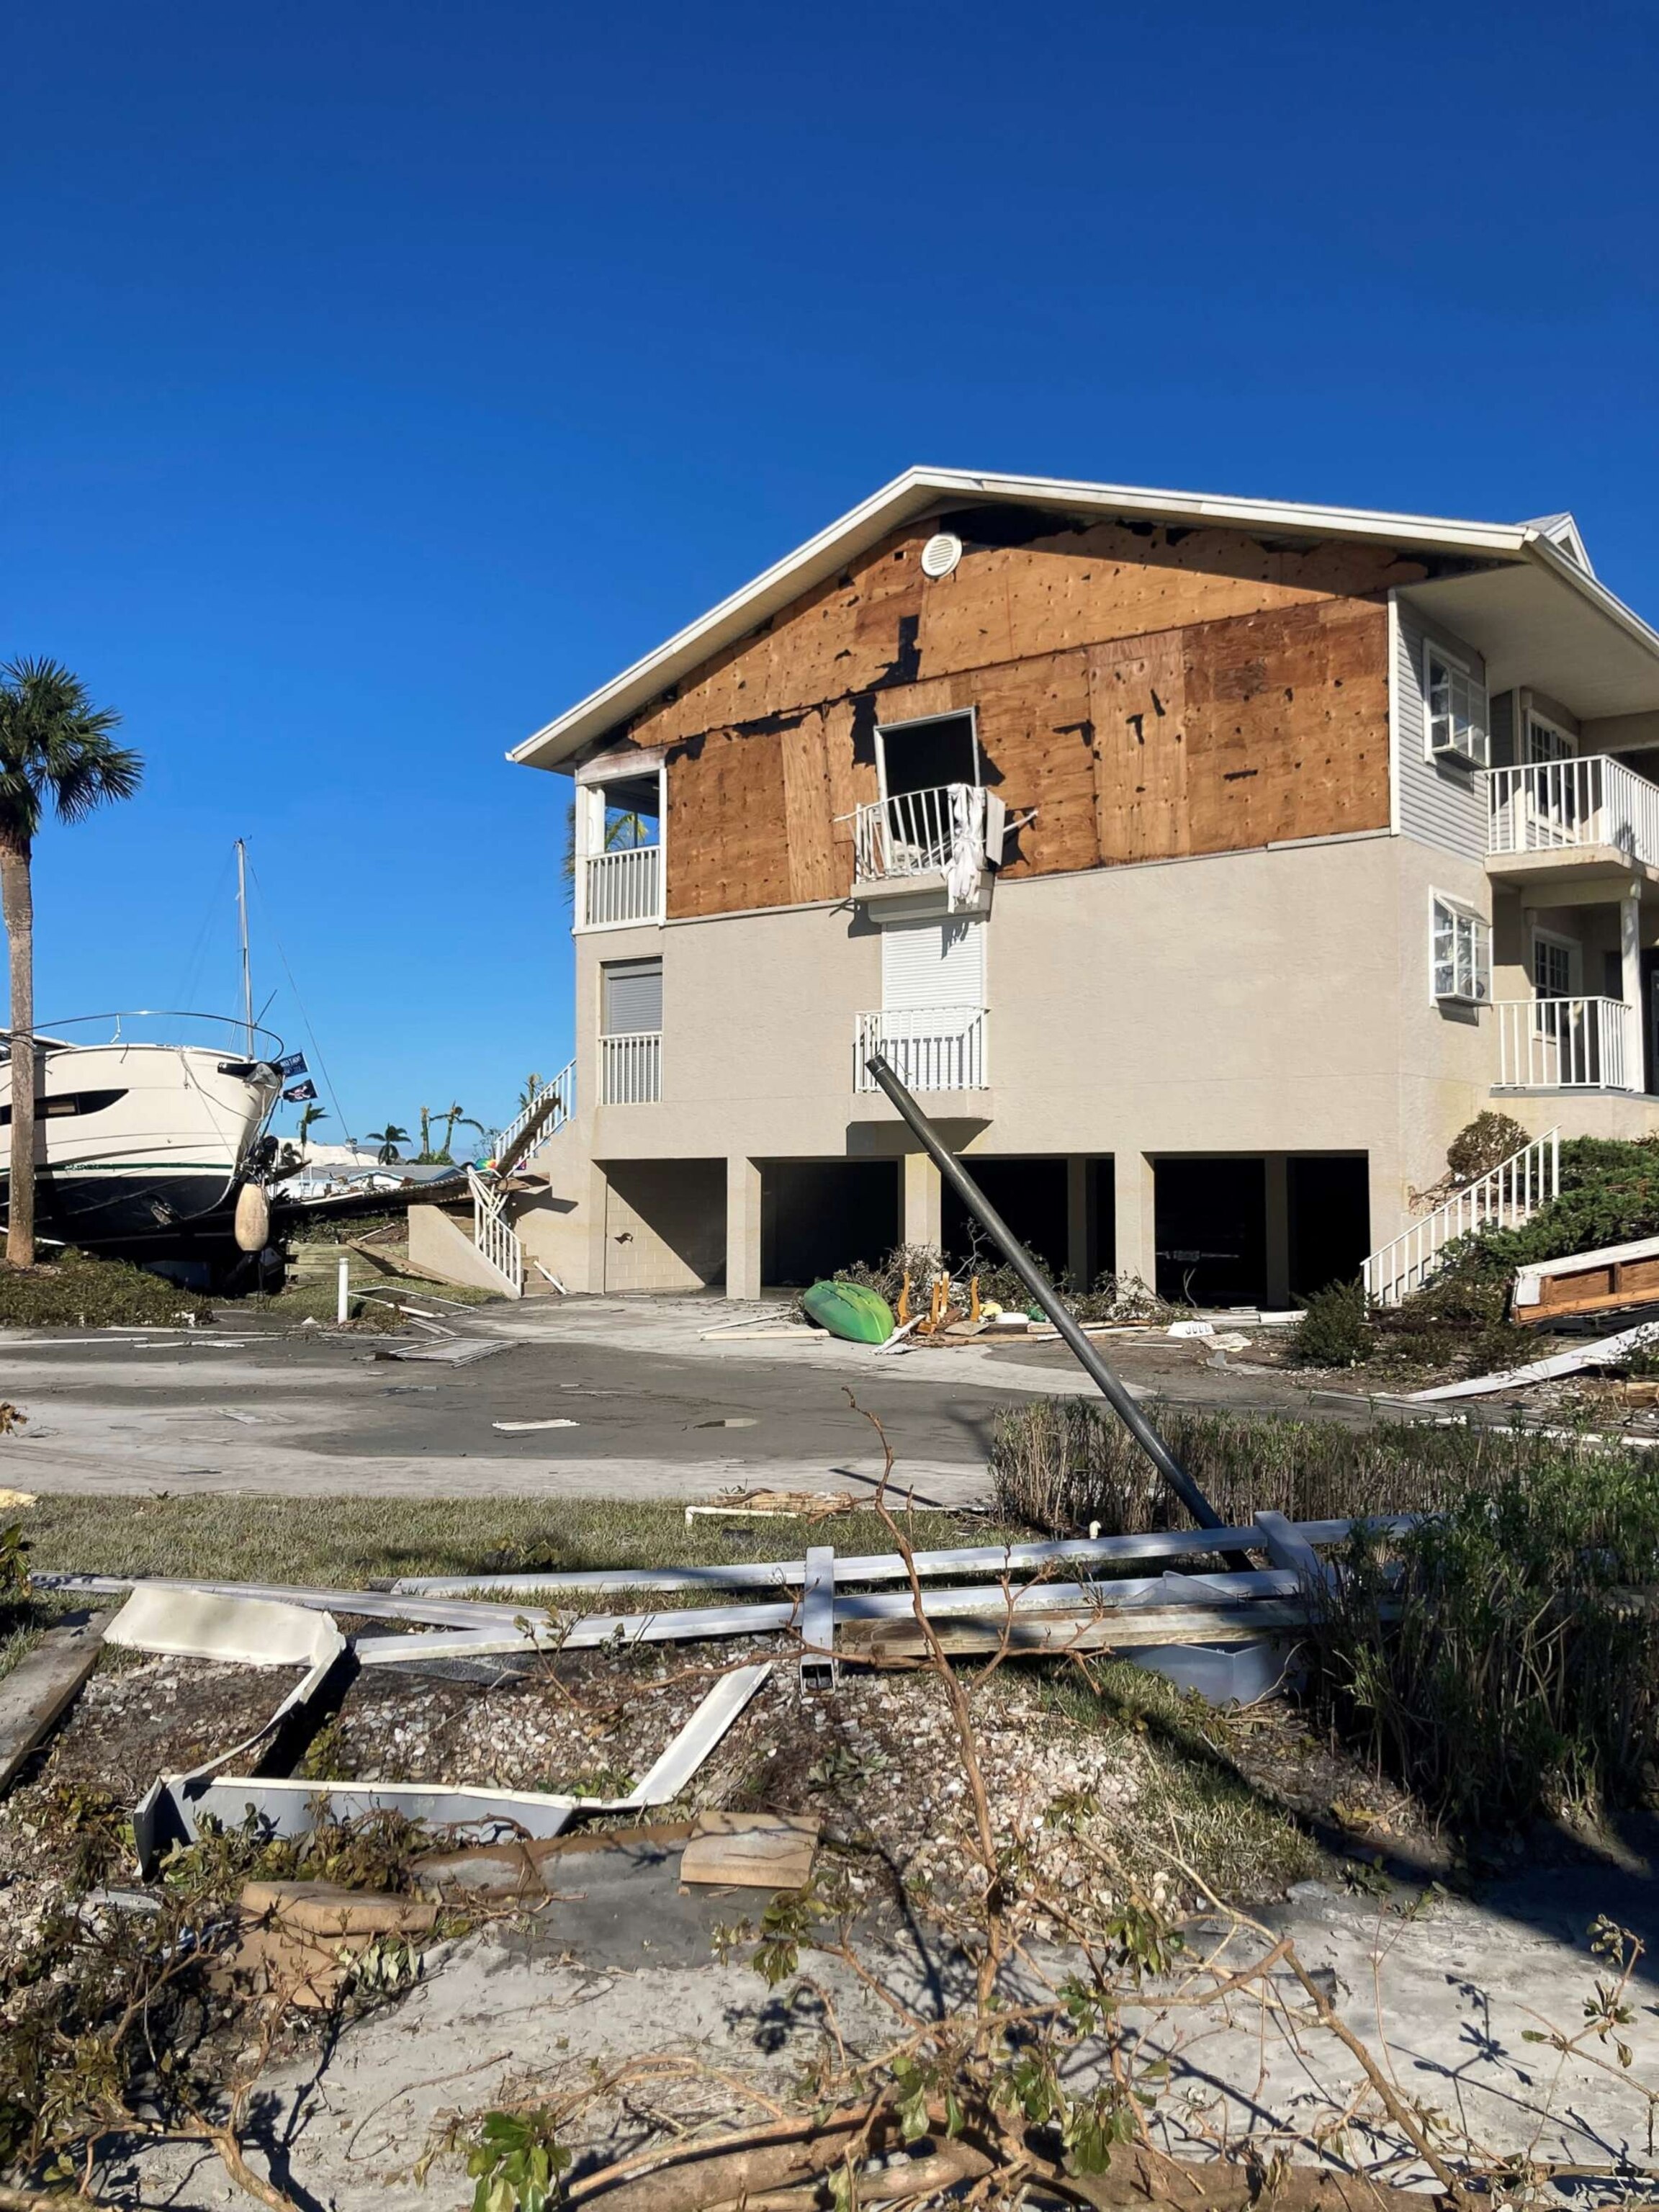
[
  {"left": 1524, "top": 707, "right": 1576, "bottom": 764},
  {"left": 599, "top": 956, "right": 664, "bottom": 1038},
  {"left": 872, "top": 707, "right": 981, "bottom": 804},
  {"left": 1422, "top": 640, "right": 1489, "bottom": 768},
  {"left": 1429, "top": 889, "right": 1491, "bottom": 1006},
  {"left": 1530, "top": 925, "right": 1580, "bottom": 1002},
  {"left": 572, "top": 756, "right": 667, "bottom": 932}
]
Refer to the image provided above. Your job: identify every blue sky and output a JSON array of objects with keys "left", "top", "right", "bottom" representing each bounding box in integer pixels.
[{"left": 4, "top": 0, "right": 1655, "bottom": 1142}]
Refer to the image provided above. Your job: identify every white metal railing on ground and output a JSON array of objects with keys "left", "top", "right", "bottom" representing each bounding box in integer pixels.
[
  {"left": 467, "top": 1165, "right": 523, "bottom": 1296},
  {"left": 583, "top": 844, "right": 661, "bottom": 927},
  {"left": 1362, "top": 1127, "right": 1560, "bottom": 1308},
  {"left": 1496, "top": 997, "right": 1634, "bottom": 1090},
  {"left": 855, "top": 1007, "right": 987, "bottom": 1092},
  {"left": 853, "top": 784, "right": 971, "bottom": 882},
  {"left": 601, "top": 1030, "right": 662, "bottom": 1104},
  {"left": 1485, "top": 755, "right": 1659, "bottom": 870},
  {"left": 496, "top": 1060, "right": 573, "bottom": 1163}
]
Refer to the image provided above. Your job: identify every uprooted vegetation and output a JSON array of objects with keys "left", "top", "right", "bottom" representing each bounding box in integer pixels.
[
  {"left": 0, "top": 1246, "right": 215, "bottom": 1328},
  {"left": 834, "top": 1241, "right": 1172, "bottom": 1324}
]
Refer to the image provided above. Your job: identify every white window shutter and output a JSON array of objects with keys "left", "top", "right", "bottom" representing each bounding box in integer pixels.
[{"left": 881, "top": 918, "right": 986, "bottom": 1010}]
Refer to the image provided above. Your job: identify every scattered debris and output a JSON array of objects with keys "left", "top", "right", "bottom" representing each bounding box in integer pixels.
[
  {"left": 685, "top": 1485, "right": 857, "bottom": 1523},
  {"left": 680, "top": 1809, "right": 819, "bottom": 1889},
  {"left": 0, "top": 1613, "right": 109, "bottom": 1794},
  {"left": 1512, "top": 1231, "right": 1659, "bottom": 1326},
  {"left": 225, "top": 1879, "right": 437, "bottom": 2009},
  {"left": 1410, "top": 1318, "right": 1659, "bottom": 1400},
  {"left": 376, "top": 1338, "right": 508, "bottom": 1365},
  {"left": 491, "top": 1417, "right": 580, "bottom": 1431}
]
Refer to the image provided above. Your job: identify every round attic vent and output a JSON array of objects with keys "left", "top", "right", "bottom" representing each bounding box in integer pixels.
[{"left": 920, "top": 531, "right": 963, "bottom": 579}]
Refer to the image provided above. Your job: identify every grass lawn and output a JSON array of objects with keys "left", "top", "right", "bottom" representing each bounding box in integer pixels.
[{"left": 17, "top": 1493, "right": 992, "bottom": 1589}]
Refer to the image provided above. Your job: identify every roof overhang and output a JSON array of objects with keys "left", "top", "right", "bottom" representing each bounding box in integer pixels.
[{"left": 511, "top": 466, "right": 1659, "bottom": 770}]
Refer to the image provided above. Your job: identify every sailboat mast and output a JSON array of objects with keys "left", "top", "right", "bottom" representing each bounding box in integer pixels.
[{"left": 235, "top": 839, "right": 254, "bottom": 1056}]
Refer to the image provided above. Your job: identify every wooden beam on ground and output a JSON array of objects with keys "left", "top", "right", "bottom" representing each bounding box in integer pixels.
[
  {"left": 838, "top": 1598, "right": 1311, "bottom": 1661},
  {"left": 0, "top": 1613, "right": 108, "bottom": 1794}
]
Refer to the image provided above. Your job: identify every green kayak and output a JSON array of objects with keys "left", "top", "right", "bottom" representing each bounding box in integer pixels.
[{"left": 801, "top": 1279, "right": 895, "bottom": 1345}]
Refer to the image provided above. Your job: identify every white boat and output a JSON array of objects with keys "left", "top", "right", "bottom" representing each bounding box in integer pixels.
[{"left": 0, "top": 1012, "right": 284, "bottom": 1247}]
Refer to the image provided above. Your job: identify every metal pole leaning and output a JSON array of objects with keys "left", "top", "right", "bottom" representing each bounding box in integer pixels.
[{"left": 864, "top": 1052, "right": 1223, "bottom": 1532}]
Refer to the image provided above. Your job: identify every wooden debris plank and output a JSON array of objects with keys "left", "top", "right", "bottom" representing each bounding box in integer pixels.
[
  {"left": 0, "top": 1614, "right": 108, "bottom": 1794},
  {"left": 680, "top": 1811, "right": 820, "bottom": 1889}
]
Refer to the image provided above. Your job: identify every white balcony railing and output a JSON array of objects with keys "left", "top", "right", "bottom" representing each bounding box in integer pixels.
[
  {"left": 583, "top": 843, "right": 662, "bottom": 927},
  {"left": 600, "top": 1030, "right": 662, "bottom": 1104},
  {"left": 1485, "top": 755, "right": 1659, "bottom": 870},
  {"left": 1496, "top": 997, "right": 1635, "bottom": 1090},
  {"left": 853, "top": 784, "right": 971, "bottom": 883},
  {"left": 1362, "top": 1127, "right": 1559, "bottom": 1308},
  {"left": 855, "top": 1007, "right": 987, "bottom": 1092}
]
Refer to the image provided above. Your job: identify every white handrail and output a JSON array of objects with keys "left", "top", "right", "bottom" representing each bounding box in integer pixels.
[
  {"left": 1362, "top": 1128, "right": 1560, "bottom": 1308},
  {"left": 497, "top": 1060, "right": 573, "bottom": 1161},
  {"left": 583, "top": 844, "right": 662, "bottom": 927},
  {"left": 600, "top": 1030, "right": 662, "bottom": 1105},
  {"left": 467, "top": 1164, "right": 523, "bottom": 1296},
  {"left": 853, "top": 785, "right": 970, "bottom": 881},
  {"left": 1496, "top": 997, "right": 1634, "bottom": 1090},
  {"left": 1485, "top": 755, "right": 1659, "bottom": 869},
  {"left": 855, "top": 1007, "right": 987, "bottom": 1092}
]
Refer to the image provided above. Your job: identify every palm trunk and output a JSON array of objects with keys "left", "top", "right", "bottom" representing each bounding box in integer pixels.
[{"left": 0, "top": 835, "right": 37, "bottom": 1268}]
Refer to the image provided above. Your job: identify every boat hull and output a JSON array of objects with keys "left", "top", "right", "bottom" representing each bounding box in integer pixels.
[{"left": 0, "top": 1042, "right": 278, "bottom": 1249}]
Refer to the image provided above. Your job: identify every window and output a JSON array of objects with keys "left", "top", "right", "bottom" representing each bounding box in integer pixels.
[
  {"left": 601, "top": 958, "right": 662, "bottom": 1036},
  {"left": 1424, "top": 644, "right": 1488, "bottom": 765},
  {"left": 1526, "top": 713, "right": 1575, "bottom": 765},
  {"left": 1533, "top": 935, "right": 1574, "bottom": 1000},
  {"left": 875, "top": 710, "right": 979, "bottom": 801},
  {"left": 0, "top": 1087, "right": 127, "bottom": 1128},
  {"left": 1431, "top": 895, "right": 1490, "bottom": 1002}
]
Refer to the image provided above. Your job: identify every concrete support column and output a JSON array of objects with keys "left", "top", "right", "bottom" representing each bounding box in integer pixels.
[
  {"left": 1264, "top": 1154, "right": 1291, "bottom": 1310},
  {"left": 726, "top": 1156, "right": 763, "bottom": 1300},
  {"left": 902, "top": 1151, "right": 942, "bottom": 1253},
  {"left": 1066, "top": 1156, "right": 1092, "bottom": 1292},
  {"left": 585, "top": 1159, "right": 611, "bottom": 1295},
  {"left": 1622, "top": 887, "right": 1642, "bottom": 1092},
  {"left": 1112, "top": 1151, "right": 1156, "bottom": 1294}
]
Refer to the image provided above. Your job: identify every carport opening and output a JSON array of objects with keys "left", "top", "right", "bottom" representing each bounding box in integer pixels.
[
  {"left": 1288, "top": 1155, "right": 1370, "bottom": 1298},
  {"left": 762, "top": 1160, "right": 899, "bottom": 1287},
  {"left": 941, "top": 1156, "right": 1069, "bottom": 1280},
  {"left": 1154, "top": 1157, "right": 1267, "bottom": 1308},
  {"left": 603, "top": 1159, "right": 725, "bottom": 1291}
]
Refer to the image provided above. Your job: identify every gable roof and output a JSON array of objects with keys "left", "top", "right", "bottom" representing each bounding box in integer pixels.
[{"left": 511, "top": 466, "right": 1659, "bottom": 770}]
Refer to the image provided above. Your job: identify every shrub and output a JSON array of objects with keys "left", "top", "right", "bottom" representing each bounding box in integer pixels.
[
  {"left": 1453, "top": 1135, "right": 1659, "bottom": 1282},
  {"left": 1285, "top": 1280, "right": 1371, "bottom": 1367},
  {"left": 988, "top": 1401, "right": 1559, "bottom": 1536},
  {"left": 1310, "top": 1449, "right": 1659, "bottom": 1826},
  {"left": 1444, "top": 1110, "right": 1532, "bottom": 1187}
]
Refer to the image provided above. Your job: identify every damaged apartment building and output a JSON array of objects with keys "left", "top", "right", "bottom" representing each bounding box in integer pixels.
[{"left": 446, "top": 468, "right": 1659, "bottom": 1308}]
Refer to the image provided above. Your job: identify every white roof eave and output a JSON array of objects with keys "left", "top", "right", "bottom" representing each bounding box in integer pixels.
[{"left": 509, "top": 467, "right": 1657, "bottom": 772}]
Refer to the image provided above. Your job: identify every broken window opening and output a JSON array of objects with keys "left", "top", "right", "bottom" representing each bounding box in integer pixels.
[{"left": 876, "top": 711, "right": 979, "bottom": 801}]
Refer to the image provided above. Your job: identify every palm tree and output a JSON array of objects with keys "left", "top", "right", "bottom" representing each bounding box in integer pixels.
[
  {"left": 365, "top": 1124, "right": 408, "bottom": 1165},
  {"left": 517, "top": 1071, "right": 544, "bottom": 1117},
  {"left": 0, "top": 659, "right": 142, "bottom": 1267},
  {"left": 295, "top": 1102, "right": 328, "bottom": 1160},
  {"left": 435, "top": 1100, "right": 465, "bottom": 1162},
  {"left": 454, "top": 1115, "right": 491, "bottom": 1161}
]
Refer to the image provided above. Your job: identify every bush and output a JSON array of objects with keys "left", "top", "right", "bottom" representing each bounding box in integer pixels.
[
  {"left": 1454, "top": 1135, "right": 1659, "bottom": 1282},
  {"left": 0, "top": 1249, "right": 212, "bottom": 1328},
  {"left": 1444, "top": 1110, "right": 1532, "bottom": 1187},
  {"left": 988, "top": 1401, "right": 1564, "bottom": 1536},
  {"left": 1310, "top": 1449, "right": 1659, "bottom": 1826},
  {"left": 1285, "top": 1280, "right": 1371, "bottom": 1367}
]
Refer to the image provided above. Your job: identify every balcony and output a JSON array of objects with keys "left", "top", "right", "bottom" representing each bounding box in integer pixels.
[
  {"left": 854, "top": 784, "right": 974, "bottom": 886},
  {"left": 600, "top": 1030, "right": 662, "bottom": 1104},
  {"left": 582, "top": 843, "right": 662, "bottom": 929},
  {"left": 855, "top": 1006, "right": 987, "bottom": 1092},
  {"left": 1485, "top": 757, "right": 1659, "bottom": 879},
  {"left": 1495, "top": 997, "right": 1635, "bottom": 1091}
]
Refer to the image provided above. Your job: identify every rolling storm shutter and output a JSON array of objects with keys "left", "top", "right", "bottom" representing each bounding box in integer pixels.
[
  {"left": 602, "top": 958, "right": 663, "bottom": 1034},
  {"left": 881, "top": 918, "right": 985, "bottom": 1010}
]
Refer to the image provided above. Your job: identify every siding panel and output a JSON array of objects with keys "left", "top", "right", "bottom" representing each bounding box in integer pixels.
[{"left": 1395, "top": 602, "right": 1488, "bottom": 862}]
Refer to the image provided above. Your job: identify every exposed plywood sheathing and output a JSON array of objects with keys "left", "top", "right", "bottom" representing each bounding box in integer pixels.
[{"left": 600, "top": 519, "right": 1408, "bottom": 920}]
